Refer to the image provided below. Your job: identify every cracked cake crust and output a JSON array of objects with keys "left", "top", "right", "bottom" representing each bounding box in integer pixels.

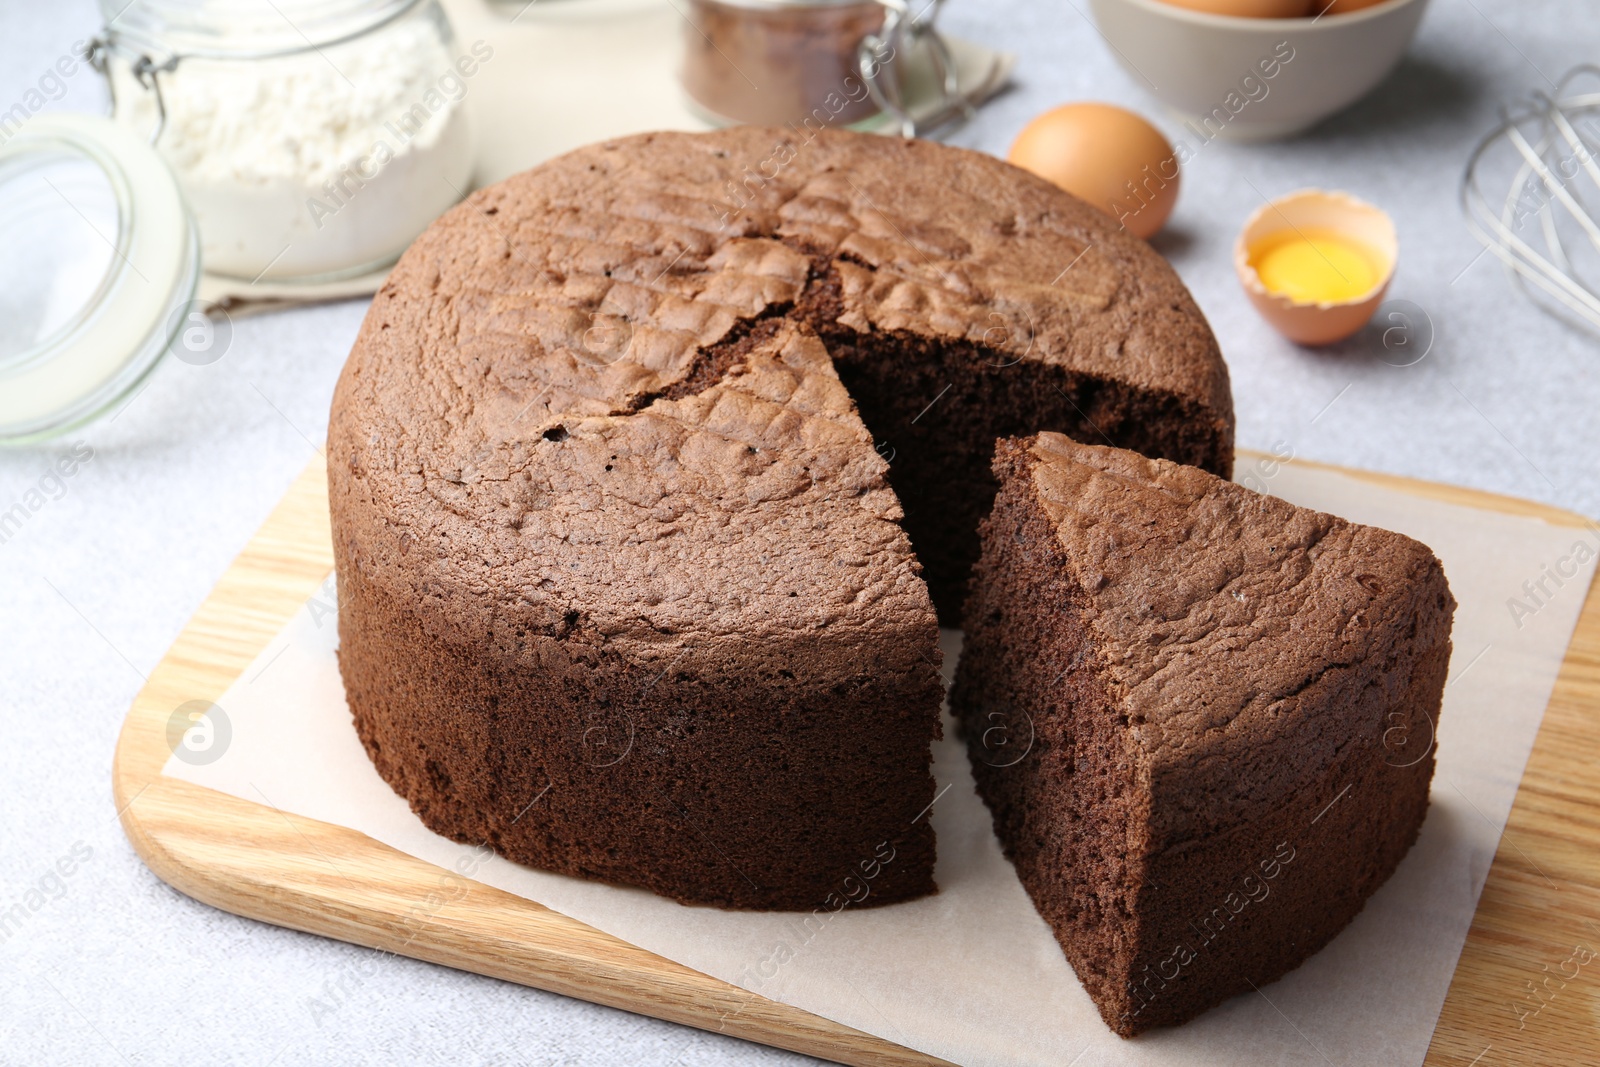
[{"left": 329, "top": 129, "right": 1235, "bottom": 910}]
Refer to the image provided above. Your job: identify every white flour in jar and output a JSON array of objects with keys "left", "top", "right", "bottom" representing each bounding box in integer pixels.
[{"left": 118, "top": 17, "right": 481, "bottom": 281}]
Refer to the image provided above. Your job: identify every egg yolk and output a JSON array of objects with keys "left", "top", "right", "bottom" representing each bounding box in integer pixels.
[{"left": 1249, "top": 229, "right": 1381, "bottom": 304}]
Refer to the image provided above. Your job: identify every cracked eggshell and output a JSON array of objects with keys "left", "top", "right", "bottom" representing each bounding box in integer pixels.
[{"left": 1234, "top": 188, "right": 1397, "bottom": 346}]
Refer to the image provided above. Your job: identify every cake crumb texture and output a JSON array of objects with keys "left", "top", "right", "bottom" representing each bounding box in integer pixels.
[{"left": 952, "top": 433, "right": 1454, "bottom": 1033}]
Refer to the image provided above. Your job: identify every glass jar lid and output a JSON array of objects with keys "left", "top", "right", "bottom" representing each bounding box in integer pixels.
[
  {"left": 100, "top": 0, "right": 425, "bottom": 59},
  {"left": 0, "top": 114, "right": 199, "bottom": 444}
]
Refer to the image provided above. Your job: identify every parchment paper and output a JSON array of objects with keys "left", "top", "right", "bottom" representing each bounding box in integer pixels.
[{"left": 164, "top": 460, "right": 1598, "bottom": 1066}]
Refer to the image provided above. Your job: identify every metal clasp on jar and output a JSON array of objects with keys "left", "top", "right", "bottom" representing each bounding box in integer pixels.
[
  {"left": 861, "top": 0, "right": 978, "bottom": 138},
  {"left": 86, "top": 35, "right": 180, "bottom": 145}
]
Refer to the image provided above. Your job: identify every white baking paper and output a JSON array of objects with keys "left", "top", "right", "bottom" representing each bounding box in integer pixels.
[{"left": 164, "top": 460, "right": 1598, "bottom": 1067}]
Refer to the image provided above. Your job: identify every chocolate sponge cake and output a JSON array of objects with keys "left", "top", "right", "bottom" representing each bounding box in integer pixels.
[
  {"left": 951, "top": 433, "right": 1454, "bottom": 1034},
  {"left": 329, "top": 128, "right": 1233, "bottom": 909}
]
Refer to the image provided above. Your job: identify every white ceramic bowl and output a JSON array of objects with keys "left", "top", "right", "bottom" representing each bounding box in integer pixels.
[{"left": 1087, "top": 0, "right": 1432, "bottom": 140}]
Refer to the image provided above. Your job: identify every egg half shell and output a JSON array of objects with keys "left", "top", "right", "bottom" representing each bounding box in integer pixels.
[{"left": 1234, "top": 189, "right": 1397, "bottom": 346}]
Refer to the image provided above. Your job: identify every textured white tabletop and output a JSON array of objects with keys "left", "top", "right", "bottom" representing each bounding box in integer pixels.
[{"left": 1, "top": 1, "right": 1593, "bottom": 1065}]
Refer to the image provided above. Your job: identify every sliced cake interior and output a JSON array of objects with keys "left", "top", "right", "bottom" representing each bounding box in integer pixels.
[
  {"left": 951, "top": 432, "right": 1455, "bottom": 1035},
  {"left": 788, "top": 245, "right": 1233, "bottom": 621}
]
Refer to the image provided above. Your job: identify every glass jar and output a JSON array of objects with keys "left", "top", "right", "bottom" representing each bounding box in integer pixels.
[
  {"left": 0, "top": 113, "right": 199, "bottom": 443},
  {"left": 681, "top": 0, "right": 887, "bottom": 128},
  {"left": 96, "top": 0, "right": 476, "bottom": 283},
  {"left": 679, "top": 0, "right": 980, "bottom": 138}
]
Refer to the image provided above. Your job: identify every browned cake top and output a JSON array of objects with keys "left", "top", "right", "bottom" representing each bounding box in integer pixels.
[
  {"left": 330, "top": 129, "right": 1230, "bottom": 666},
  {"left": 1024, "top": 433, "right": 1453, "bottom": 833}
]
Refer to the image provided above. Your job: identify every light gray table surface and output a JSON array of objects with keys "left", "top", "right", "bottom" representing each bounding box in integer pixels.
[{"left": 2, "top": 1, "right": 1595, "bottom": 1064}]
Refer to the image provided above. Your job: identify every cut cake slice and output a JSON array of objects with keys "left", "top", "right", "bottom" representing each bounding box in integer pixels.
[{"left": 951, "top": 432, "right": 1455, "bottom": 1035}]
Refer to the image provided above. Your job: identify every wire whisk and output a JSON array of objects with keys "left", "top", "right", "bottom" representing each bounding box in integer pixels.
[{"left": 1463, "top": 65, "right": 1600, "bottom": 337}]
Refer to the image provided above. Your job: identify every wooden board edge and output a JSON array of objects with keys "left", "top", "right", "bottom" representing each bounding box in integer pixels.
[
  {"left": 119, "top": 776, "right": 940, "bottom": 1067},
  {"left": 1422, "top": 544, "right": 1600, "bottom": 1059},
  {"left": 113, "top": 452, "right": 1600, "bottom": 1067},
  {"left": 1237, "top": 448, "right": 1597, "bottom": 530},
  {"left": 111, "top": 458, "right": 951, "bottom": 1067}
]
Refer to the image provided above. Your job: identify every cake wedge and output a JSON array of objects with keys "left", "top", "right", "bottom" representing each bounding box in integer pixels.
[{"left": 951, "top": 433, "right": 1455, "bottom": 1035}]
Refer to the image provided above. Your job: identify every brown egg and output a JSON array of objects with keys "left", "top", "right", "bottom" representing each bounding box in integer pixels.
[
  {"left": 1007, "top": 103, "right": 1180, "bottom": 240},
  {"left": 1157, "top": 0, "right": 1312, "bottom": 15}
]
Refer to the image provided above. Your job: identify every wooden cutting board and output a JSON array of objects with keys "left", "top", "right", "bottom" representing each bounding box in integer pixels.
[{"left": 113, "top": 453, "right": 1600, "bottom": 1066}]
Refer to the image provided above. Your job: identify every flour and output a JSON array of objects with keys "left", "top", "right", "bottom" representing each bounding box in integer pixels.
[{"left": 115, "top": 16, "right": 481, "bottom": 281}]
